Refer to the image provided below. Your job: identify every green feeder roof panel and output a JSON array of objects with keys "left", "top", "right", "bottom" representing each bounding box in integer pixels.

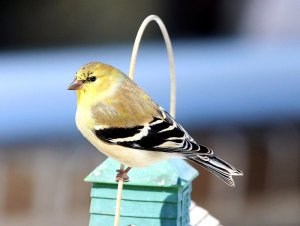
[{"left": 85, "top": 158, "right": 199, "bottom": 187}]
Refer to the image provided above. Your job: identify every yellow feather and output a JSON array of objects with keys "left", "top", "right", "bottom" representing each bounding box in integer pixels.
[{"left": 74, "top": 62, "right": 162, "bottom": 128}]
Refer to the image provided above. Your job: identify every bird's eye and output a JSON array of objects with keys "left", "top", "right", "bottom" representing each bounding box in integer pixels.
[{"left": 88, "top": 76, "right": 97, "bottom": 82}]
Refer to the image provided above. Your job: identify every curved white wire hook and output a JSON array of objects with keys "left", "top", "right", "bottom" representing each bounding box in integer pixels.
[{"left": 128, "top": 14, "right": 176, "bottom": 118}]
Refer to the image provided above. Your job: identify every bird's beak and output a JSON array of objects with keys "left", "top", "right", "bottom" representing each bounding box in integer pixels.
[{"left": 67, "top": 80, "right": 83, "bottom": 90}]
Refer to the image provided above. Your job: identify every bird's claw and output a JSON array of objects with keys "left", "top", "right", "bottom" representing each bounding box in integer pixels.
[{"left": 115, "top": 169, "right": 130, "bottom": 182}]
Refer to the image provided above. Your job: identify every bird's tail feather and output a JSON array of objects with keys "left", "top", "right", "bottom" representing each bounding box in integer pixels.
[{"left": 188, "top": 155, "right": 243, "bottom": 187}]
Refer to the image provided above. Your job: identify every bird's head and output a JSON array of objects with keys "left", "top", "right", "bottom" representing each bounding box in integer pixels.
[{"left": 68, "top": 62, "right": 123, "bottom": 100}]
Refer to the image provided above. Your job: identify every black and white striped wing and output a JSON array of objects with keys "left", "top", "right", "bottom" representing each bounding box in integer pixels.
[{"left": 93, "top": 107, "right": 213, "bottom": 156}]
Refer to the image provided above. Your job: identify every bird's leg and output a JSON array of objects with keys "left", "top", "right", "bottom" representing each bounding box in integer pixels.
[{"left": 115, "top": 167, "right": 131, "bottom": 182}]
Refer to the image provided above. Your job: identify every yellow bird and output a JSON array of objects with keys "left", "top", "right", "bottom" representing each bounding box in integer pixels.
[{"left": 68, "top": 62, "right": 243, "bottom": 186}]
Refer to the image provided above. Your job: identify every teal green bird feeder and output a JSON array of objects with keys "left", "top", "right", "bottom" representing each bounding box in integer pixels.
[{"left": 85, "top": 158, "right": 199, "bottom": 226}]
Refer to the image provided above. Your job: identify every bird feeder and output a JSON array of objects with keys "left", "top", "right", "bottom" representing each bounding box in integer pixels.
[{"left": 85, "top": 158, "right": 199, "bottom": 226}]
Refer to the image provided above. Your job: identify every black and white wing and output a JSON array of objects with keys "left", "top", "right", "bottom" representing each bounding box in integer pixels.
[
  {"left": 93, "top": 107, "right": 243, "bottom": 187},
  {"left": 93, "top": 107, "right": 213, "bottom": 156}
]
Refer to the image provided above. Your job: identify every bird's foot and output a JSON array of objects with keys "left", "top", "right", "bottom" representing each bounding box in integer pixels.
[{"left": 115, "top": 167, "right": 131, "bottom": 182}]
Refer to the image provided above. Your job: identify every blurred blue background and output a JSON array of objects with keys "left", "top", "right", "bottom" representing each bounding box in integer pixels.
[{"left": 0, "top": 1, "right": 299, "bottom": 226}]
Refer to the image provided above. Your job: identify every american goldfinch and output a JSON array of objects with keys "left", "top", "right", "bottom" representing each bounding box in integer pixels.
[{"left": 68, "top": 62, "right": 243, "bottom": 186}]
